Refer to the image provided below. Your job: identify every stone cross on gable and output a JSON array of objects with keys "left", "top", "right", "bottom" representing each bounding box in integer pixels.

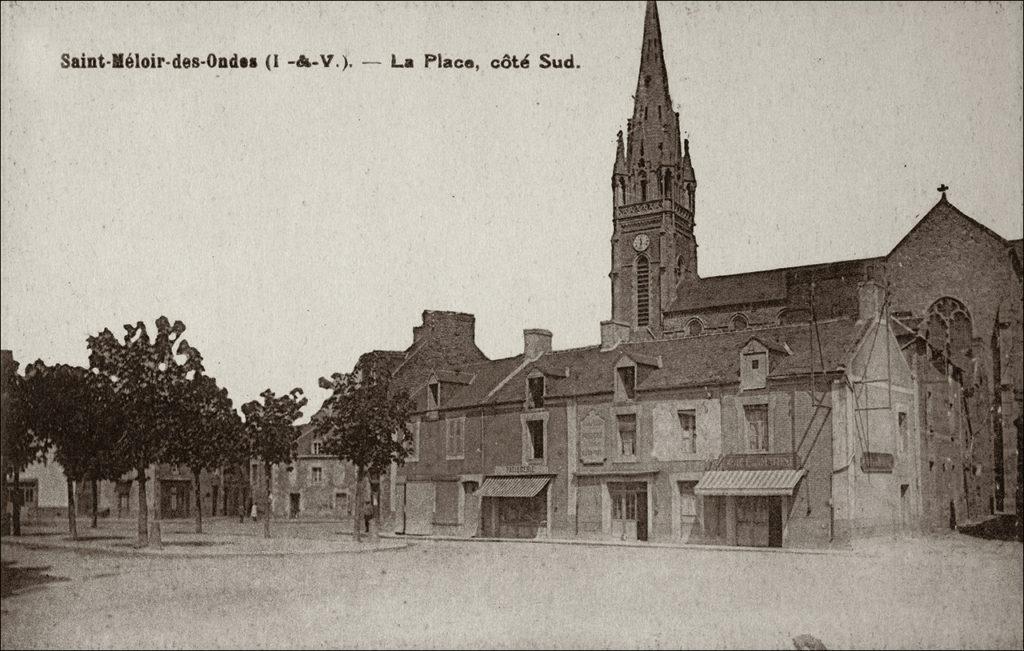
[{"left": 937, "top": 183, "right": 949, "bottom": 197}]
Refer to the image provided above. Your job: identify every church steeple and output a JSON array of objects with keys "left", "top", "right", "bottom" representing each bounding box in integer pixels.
[
  {"left": 609, "top": 0, "right": 698, "bottom": 339},
  {"left": 627, "top": 0, "right": 681, "bottom": 174}
]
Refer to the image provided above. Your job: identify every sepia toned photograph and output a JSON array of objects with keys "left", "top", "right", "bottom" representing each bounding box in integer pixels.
[{"left": 1, "top": 1, "right": 1022, "bottom": 648}]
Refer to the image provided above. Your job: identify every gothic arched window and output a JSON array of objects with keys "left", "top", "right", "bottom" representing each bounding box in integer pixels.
[
  {"left": 925, "top": 297, "right": 972, "bottom": 357},
  {"left": 685, "top": 318, "right": 704, "bottom": 337},
  {"left": 663, "top": 169, "right": 673, "bottom": 201},
  {"left": 675, "top": 255, "right": 684, "bottom": 282},
  {"left": 636, "top": 255, "right": 651, "bottom": 327}
]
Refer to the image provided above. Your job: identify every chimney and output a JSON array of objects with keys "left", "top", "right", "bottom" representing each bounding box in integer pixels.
[
  {"left": 413, "top": 310, "right": 476, "bottom": 344},
  {"left": 857, "top": 281, "right": 885, "bottom": 323},
  {"left": 523, "top": 329, "right": 552, "bottom": 360},
  {"left": 600, "top": 320, "right": 631, "bottom": 351}
]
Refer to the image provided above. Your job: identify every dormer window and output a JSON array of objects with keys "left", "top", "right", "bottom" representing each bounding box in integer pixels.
[
  {"left": 616, "top": 365, "right": 637, "bottom": 401},
  {"left": 740, "top": 340, "right": 770, "bottom": 391},
  {"left": 527, "top": 375, "right": 545, "bottom": 409},
  {"left": 428, "top": 380, "right": 440, "bottom": 410},
  {"left": 311, "top": 439, "right": 324, "bottom": 456}
]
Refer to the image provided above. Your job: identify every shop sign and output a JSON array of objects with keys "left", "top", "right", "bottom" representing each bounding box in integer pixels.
[
  {"left": 860, "top": 452, "right": 894, "bottom": 473},
  {"left": 494, "top": 465, "right": 550, "bottom": 475},
  {"left": 717, "top": 453, "right": 796, "bottom": 471}
]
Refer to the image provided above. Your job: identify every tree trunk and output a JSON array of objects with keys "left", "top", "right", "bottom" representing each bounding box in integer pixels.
[
  {"left": 193, "top": 467, "right": 203, "bottom": 534},
  {"left": 263, "top": 462, "right": 272, "bottom": 538},
  {"left": 66, "top": 478, "right": 78, "bottom": 540},
  {"left": 136, "top": 465, "right": 149, "bottom": 547},
  {"left": 353, "top": 467, "right": 364, "bottom": 543},
  {"left": 12, "top": 469, "right": 22, "bottom": 536},
  {"left": 90, "top": 479, "right": 99, "bottom": 528}
]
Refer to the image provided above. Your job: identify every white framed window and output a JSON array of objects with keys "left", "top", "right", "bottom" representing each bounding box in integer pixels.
[
  {"left": 311, "top": 439, "right": 324, "bottom": 456},
  {"left": 678, "top": 409, "right": 697, "bottom": 453},
  {"left": 744, "top": 404, "right": 769, "bottom": 452},
  {"left": 617, "top": 413, "right": 638, "bottom": 457},
  {"left": 311, "top": 466, "right": 323, "bottom": 484},
  {"left": 445, "top": 417, "right": 465, "bottom": 460}
]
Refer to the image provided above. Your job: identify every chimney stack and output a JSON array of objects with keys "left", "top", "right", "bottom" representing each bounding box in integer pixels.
[
  {"left": 524, "top": 329, "right": 552, "bottom": 360},
  {"left": 600, "top": 320, "right": 631, "bottom": 351}
]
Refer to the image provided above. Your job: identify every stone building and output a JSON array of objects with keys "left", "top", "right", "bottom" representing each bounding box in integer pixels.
[{"left": 353, "top": 0, "right": 1020, "bottom": 547}]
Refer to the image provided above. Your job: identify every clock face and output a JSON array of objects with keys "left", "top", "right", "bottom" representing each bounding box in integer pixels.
[{"left": 632, "top": 233, "right": 651, "bottom": 252}]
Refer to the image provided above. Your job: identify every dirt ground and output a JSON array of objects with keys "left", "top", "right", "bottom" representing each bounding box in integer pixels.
[{"left": 1, "top": 525, "right": 1021, "bottom": 649}]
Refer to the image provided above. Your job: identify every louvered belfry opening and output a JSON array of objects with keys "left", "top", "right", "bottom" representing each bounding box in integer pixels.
[{"left": 636, "top": 255, "right": 651, "bottom": 326}]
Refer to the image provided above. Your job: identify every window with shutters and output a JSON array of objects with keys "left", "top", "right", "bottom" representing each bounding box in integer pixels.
[
  {"left": 445, "top": 418, "right": 465, "bottom": 460},
  {"left": 636, "top": 255, "right": 650, "bottom": 327}
]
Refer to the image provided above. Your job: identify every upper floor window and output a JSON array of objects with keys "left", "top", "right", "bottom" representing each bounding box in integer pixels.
[
  {"left": 616, "top": 365, "right": 637, "bottom": 401},
  {"left": 617, "top": 414, "right": 638, "bottom": 457},
  {"left": 445, "top": 418, "right": 465, "bottom": 460},
  {"left": 744, "top": 404, "right": 769, "bottom": 452},
  {"left": 898, "top": 411, "right": 908, "bottom": 452},
  {"left": 427, "top": 380, "right": 441, "bottom": 410},
  {"left": 636, "top": 256, "right": 651, "bottom": 327},
  {"left": 730, "top": 314, "right": 748, "bottom": 331},
  {"left": 526, "top": 419, "right": 545, "bottom": 460},
  {"left": 311, "top": 466, "right": 323, "bottom": 484},
  {"left": 311, "top": 439, "right": 324, "bottom": 456},
  {"left": 678, "top": 410, "right": 697, "bottom": 454},
  {"left": 404, "top": 420, "right": 420, "bottom": 461},
  {"left": 685, "top": 318, "right": 704, "bottom": 337},
  {"left": 527, "top": 375, "right": 545, "bottom": 409}
]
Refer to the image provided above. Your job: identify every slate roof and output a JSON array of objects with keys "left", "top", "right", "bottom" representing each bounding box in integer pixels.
[{"left": 406, "top": 318, "right": 866, "bottom": 413}]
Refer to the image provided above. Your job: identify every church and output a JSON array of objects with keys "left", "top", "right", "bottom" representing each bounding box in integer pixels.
[{"left": 293, "top": 0, "right": 1022, "bottom": 547}]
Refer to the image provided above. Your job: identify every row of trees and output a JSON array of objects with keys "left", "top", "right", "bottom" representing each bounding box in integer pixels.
[{"left": 1, "top": 317, "right": 413, "bottom": 547}]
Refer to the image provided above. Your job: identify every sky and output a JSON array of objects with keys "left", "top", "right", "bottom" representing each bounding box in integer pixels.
[{"left": 2, "top": 1, "right": 1022, "bottom": 417}]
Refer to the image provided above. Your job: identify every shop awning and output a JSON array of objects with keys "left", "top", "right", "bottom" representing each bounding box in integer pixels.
[
  {"left": 476, "top": 476, "right": 550, "bottom": 498},
  {"left": 694, "top": 469, "right": 806, "bottom": 496}
]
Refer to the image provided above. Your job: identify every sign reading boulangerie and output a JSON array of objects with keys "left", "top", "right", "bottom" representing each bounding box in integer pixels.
[{"left": 579, "top": 411, "right": 606, "bottom": 464}]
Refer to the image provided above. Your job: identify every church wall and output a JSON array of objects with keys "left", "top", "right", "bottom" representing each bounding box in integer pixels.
[{"left": 884, "top": 205, "right": 1022, "bottom": 514}]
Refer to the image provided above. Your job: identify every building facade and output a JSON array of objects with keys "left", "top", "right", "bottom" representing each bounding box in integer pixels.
[{"left": 364, "top": 1, "right": 1020, "bottom": 548}]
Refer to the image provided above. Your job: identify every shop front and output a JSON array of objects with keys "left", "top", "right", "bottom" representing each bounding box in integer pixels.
[
  {"left": 477, "top": 468, "right": 552, "bottom": 539},
  {"left": 694, "top": 468, "right": 805, "bottom": 548}
]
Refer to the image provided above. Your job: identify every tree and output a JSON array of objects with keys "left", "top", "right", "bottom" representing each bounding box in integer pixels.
[
  {"left": 88, "top": 317, "right": 204, "bottom": 547},
  {"left": 241, "top": 388, "right": 306, "bottom": 538},
  {"left": 21, "top": 362, "right": 129, "bottom": 539},
  {"left": 163, "top": 374, "right": 242, "bottom": 533},
  {"left": 313, "top": 354, "right": 414, "bottom": 542},
  {"left": 0, "top": 352, "right": 49, "bottom": 537}
]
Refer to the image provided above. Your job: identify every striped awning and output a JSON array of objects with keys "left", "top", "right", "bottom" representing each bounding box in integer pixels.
[
  {"left": 694, "top": 469, "right": 806, "bottom": 496},
  {"left": 476, "top": 476, "right": 550, "bottom": 498}
]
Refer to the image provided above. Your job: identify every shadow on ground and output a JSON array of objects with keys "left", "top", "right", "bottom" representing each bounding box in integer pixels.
[
  {"left": 0, "top": 560, "right": 70, "bottom": 599},
  {"left": 959, "top": 514, "right": 1023, "bottom": 542}
]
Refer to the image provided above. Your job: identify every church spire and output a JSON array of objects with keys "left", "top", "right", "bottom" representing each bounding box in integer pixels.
[{"left": 626, "top": 0, "right": 681, "bottom": 172}]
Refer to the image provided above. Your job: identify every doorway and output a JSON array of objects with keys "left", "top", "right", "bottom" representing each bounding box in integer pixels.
[
  {"left": 900, "top": 484, "right": 910, "bottom": 531},
  {"left": 678, "top": 481, "right": 697, "bottom": 542},
  {"left": 609, "top": 482, "right": 648, "bottom": 542},
  {"left": 768, "top": 498, "right": 783, "bottom": 547},
  {"left": 289, "top": 493, "right": 301, "bottom": 518}
]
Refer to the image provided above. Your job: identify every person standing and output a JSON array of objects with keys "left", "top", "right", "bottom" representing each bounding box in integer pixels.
[{"left": 250, "top": 501, "right": 258, "bottom": 522}]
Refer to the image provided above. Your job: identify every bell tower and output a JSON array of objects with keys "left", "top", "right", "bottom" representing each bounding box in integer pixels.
[{"left": 610, "top": 0, "right": 696, "bottom": 338}]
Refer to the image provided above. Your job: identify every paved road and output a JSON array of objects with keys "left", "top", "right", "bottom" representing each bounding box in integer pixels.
[{"left": 2, "top": 535, "right": 1021, "bottom": 649}]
